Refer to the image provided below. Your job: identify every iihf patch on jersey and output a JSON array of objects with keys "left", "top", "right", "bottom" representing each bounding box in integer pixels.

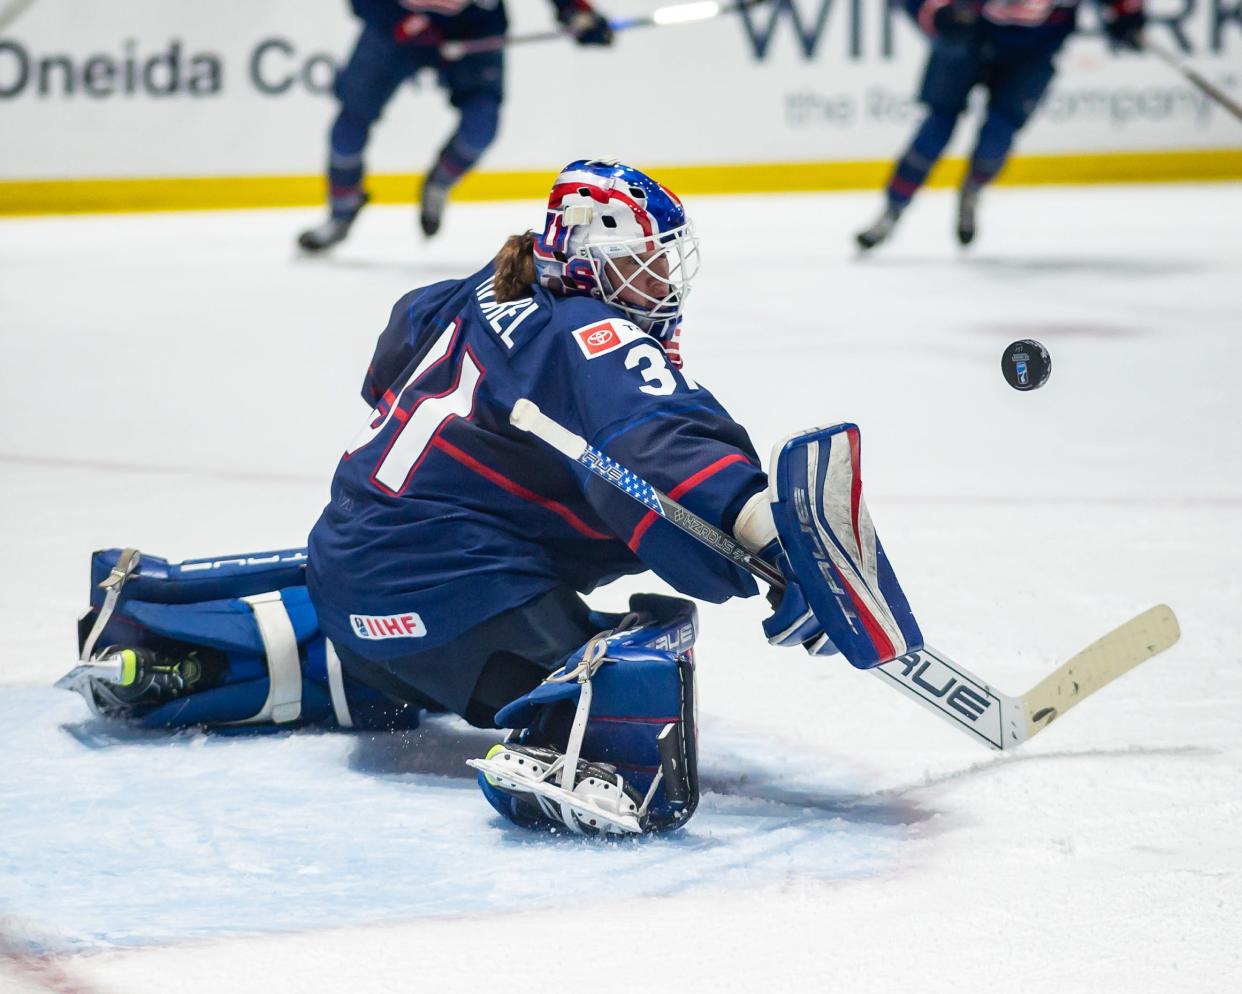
[
  {"left": 350, "top": 612, "right": 427, "bottom": 640},
  {"left": 572, "top": 319, "right": 644, "bottom": 359}
]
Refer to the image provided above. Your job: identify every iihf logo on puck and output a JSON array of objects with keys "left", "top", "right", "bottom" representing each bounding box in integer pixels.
[{"left": 1002, "top": 339, "right": 1051, "bottom": 391}]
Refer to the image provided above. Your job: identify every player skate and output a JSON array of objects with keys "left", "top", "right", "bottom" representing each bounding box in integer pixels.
[
  {"left": 855, "top": 206, "right": 903, "bottom": 251},
  {"left": 957, "top": 182, "right": 979, "bottom": 246},
  {"left": 297, "top": 194, "right": 369, "bottom": 253},
  {"left": 419, "top": 178, "right": 448, "bottom": 237}
]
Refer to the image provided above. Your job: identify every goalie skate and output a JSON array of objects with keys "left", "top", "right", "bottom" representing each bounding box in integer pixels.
[
  {"left": 469, "top": 744, "right": 647, "bottom": 836},
  {"left": 57, "top": 645, "right": 214, "bottom": 718}
]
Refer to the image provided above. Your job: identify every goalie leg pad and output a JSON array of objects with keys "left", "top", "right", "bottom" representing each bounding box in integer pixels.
[
  {"left": 770, "top": 424, "right": 923, "bottom": 669},
  {"left": 470, "top": 593, "right": 700, "bottom": 836},
  {"left": 63, "top": 548, "right": 417, "bottom": 731}
]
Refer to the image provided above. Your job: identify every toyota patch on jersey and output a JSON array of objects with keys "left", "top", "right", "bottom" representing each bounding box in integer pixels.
[{"left": 572, "top": 319, "right": 643, "bottom": 359}]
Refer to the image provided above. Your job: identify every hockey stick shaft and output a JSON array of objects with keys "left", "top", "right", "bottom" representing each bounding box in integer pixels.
[
  {"left": 1142, "top": 39, "right": 1242, "bottom": 123},
  {"left": 0, "top": 0, "right": 37, "bottom": 33},
  {"left": 509, "top": 399, "right": 784, "bottom": 587},
  {"left": 441, "top": 0, "right": 770, "bottom": 60},
  {"left": 510, "top": 400, "right": 1180, "bottom": 750}
]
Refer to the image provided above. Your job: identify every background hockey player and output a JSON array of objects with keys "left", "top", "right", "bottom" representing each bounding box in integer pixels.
[
  {"left": 856, "top": 0, "right": 1146, "bottom": 250},
  {"left": 298, "top": 0, "right": 613, "bottom": 251},
  {"left": 65, "top": 159, "right": 918, "bottom": 835}
]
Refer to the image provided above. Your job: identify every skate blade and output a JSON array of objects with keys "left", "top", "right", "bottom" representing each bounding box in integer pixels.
[
  {"left": 467, "top": 756, "right": 642, "bottom": 835},
  {"left": 55, "top": 661, "right": 122, "bottom": 692}
]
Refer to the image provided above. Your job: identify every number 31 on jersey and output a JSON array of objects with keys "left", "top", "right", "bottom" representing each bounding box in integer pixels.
[{"left": 571, "top": 319, "right": 694, "bottom": 397}]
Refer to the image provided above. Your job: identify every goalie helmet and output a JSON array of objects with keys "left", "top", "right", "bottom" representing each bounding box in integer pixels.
[{"left": 534, "top": 158, "right": 700, "bottom": 343}]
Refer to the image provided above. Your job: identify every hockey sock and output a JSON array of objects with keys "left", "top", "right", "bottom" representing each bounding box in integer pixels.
[
  {"left": 426, "top": 95, "right": 500, "bottom": 191},
  {"left": 886, "top": 108, "right": 958, "bottom": 210},
  {"left": 966, "top": 109, "right": 1021, "bottom": 188},
  {"left": 327, "top": 110, "right": 370, "bottom": 219}
]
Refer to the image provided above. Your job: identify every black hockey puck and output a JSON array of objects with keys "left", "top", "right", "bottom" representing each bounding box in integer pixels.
[{"left": 1001, "top": 339, "right": 1051, "bottom": 391}]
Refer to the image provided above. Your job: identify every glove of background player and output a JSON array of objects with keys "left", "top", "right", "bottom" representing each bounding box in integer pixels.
[
  {"left": 558, "top": 0, "right": 615, "bottom": 46},
  {"left": 759, "top": 542, "right": 840, "bottom": 657},
  {"left": 393, "top": 14, "right": 444, "bottom": 46},
  {"left": 925, "top": 0, "right": 981, "bottom": 38},
  {"left": 1102, "top": 2, "right": 1146, "bottom": 51}
]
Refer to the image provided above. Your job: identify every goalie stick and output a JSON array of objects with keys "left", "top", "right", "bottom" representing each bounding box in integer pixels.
[
  {"left": 509, "top": 399, "right": 1181, "bottom": 751},
  {"left": 440, "top": 0, "right": 771, "bottom": 61}
]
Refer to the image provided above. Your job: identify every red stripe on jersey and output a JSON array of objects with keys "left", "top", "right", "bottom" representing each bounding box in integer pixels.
[
  {"left": 627, "top": 453, "right": 752, "bottom": 551},
  {"left": 431, "top": 437, "right": 612, "bottom": 541}
]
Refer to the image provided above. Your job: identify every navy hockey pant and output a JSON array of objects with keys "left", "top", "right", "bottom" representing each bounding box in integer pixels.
[
  {"left": 327, "top": 24, "right": 504, "bottom": 217},
  {"left": 887, "top": 33, "right": 1056, "bottom": 208},
  {"left": 335, "top": 586, "right": 597, "bottom": 729}
]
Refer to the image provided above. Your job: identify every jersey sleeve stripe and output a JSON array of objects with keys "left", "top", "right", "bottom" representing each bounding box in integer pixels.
[
  {"left": 431, "top": 436, "right": 613, "bottom": 541},
  {"left": 626, "top": 452, "right": 753, "bottom": 551},
  {"left": 592, "top": 401, "right": 720, "bottom": 452}
]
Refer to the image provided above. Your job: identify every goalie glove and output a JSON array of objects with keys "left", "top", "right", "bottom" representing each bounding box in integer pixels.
[{"left": 557, "top": 0, "right": 615, "bottom": 46}]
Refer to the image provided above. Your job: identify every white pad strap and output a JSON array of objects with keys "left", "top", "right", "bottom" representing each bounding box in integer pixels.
[
  {"left": 231, "top": 591, "right": 302, "bottom": 725},
  {"left": 324, "top": 640, "right": 354, "bottom": 730},
  {"left": 557, "top": 679, "right": 594, "bottom": 835}
]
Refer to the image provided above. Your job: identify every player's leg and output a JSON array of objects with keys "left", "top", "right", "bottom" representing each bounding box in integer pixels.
[
  {"left": 857, "top": 35, "right": 981, "bottom": 250},
  {"left": 70, "top": 624, "right": 418, "bottom": 733},
  {"left": 419, "top": 52, "right": 504, "bottom": 237},
  {"left": 59, "top": 548, "right": 418, "bottom": 732},
  {"left": 298, "top": 25, "right": 422, "bottom": 252},
  {"left": 470, "top": 594, "right": 701, "bottom": 836},
  {"left": 957, "top": 48, "right": 1056, "bottom": 245}
]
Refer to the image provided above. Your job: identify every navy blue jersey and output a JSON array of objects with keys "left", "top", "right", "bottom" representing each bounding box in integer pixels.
[
  {"left": 907, "top": 0, "right": 1134, "bottom": 53},
  {"left": 350, "top": 1, "right": 578, "bottom": 41},
  {"left": 308, "top": 265, "right": 765, "bottom": 661}
]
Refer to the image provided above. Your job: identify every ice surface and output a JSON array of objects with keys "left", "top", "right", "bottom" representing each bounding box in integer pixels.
[{"left": 1, "top": 185, "right": 1240, "bottom": 992}]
